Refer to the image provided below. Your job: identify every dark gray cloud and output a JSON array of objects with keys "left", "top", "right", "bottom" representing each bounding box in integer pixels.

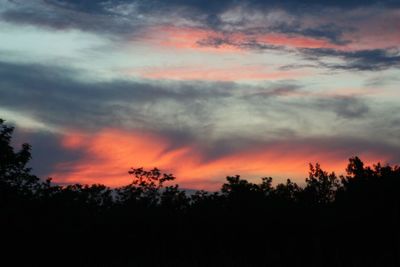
[
  {"left": 232, "top": 44, "right": 400, "bottom": 72},
  {"left": 44, "top": 0, "right": 400, "bottom": 15},
  {"left": 11, "top": 128, "right": 85, "bottom": 178},
  {"left": 365, "top": 75, "right": 400, "bottom": 87},
  {"left": 238, "top": 22, "right": 352, "bottom": 46},
  {"left": 299, "top": 48, "right": 400, "bottom": 71},
  {"left": 1, "top": 0, "right": 395, "bottom": 43},
  {"left": 0, "top": 60, "right": 377, "bottom": 134},
  {"left": 243, "top": 83, "right": 303, "bottom": 98},
  {"left": 0, "top": 60, "right": 236, "bottom": 131},
  {"left": 245, "top": 86, "right": 370, "bottom": 119},
  {"left": 279, "top": 63, "right": 318, "bottom": 70},
  {"left": 197, "top": 37, "right": 400, "bottom": 71},
  {"left": 1, "top": 58, "right": 396, "bottom": 160},
  {"left": 293, "top": 24, "right": 351, "bottom": 46},
  {"left": 314, "top": 96, "right": 369, "bottom": 119},
  {"left": 196, "top": 36, "right": 285, "bottom": 52},
  {"left": 0, "top": 0, "right": 146, "bottom": 36}
]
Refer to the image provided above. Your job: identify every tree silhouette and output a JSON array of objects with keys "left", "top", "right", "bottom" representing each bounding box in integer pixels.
[
  {"left": 116, "top": 167, "right": 176, "bottom": 208},
  {"left": 302, "top": 163, "right": 341, "bottom": 205},
  {"left": 273, "top": 178, "right": 301, "bottom": 203},
  {"left": 0, "top": 119, "right": 39, "bottom": 203},
  {"left": 1, "top": 118, "right": 399, "bottom": 267}
]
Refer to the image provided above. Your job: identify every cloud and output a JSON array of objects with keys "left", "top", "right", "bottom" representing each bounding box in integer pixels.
[
  {"left": 196, "top": 36, "right": 400, "bottom": 72},
  {"left": 1, "top": 0, "right": 400, "bottom": 190},
  {"left": 12, "top": 128, "right": 85, "bottom": 178},
  {"left": 0, "top": 60, "right": 235, "bottom": 131},
  {"left": 314, "top": 96, "right": 369, "bottom": 119},
  {"left": 2, "top": 0, "right": 399, "bottom": 75},
  {"left": 196, "top": 33, "right": 340, "bottom": 51},
  {"left": 293, "top": 24, "right": 351, "bottom": 46},
  {"left": 299, "top": 48, "right": 400, "bottom": 71},
  {"left": 365, "top": 75, "right": 400, "bottom": 87},
  {"left": 2, "top": 0, "right": 397, "bottom": 41},
  {"left": 126, "top": 64, "right": 309, "bottom": 81},
  {"left": 0, "top": 60, "right": 392, "bottom": 139},
  {"left": 1, "top": 59, "right": 398, "bottom": 189},
  {"left": 46, "top": 0, "right": 400, "bottom": 15},
  {"left": 0, "top": 60, "right": 318, "bottom": 135},
  {"left": 1, "top": 1, "right": 127, "bottom": 33},
  {"left": 0, "top": 0, "right": 203, "bottom": 37},
  {"left": 243, "top": 83, "right": 303, "bottom": 98},
  {"left": 45, "top": 128, "right": 400, "bottom": 190}
]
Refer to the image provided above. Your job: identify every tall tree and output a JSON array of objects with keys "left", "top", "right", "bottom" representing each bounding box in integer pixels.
[{"left": 0, "top": 119, "right": 39, "bottom": 201}]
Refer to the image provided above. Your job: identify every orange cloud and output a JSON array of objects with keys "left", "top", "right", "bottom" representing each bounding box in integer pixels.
[
  {"left": 51, "top": 129, "right": 393, "bottom": 191},
  {"left": 125, "top": 65, "right": 309, "bottom": 81},
  {"left": 141, "top": 26, "right": 243, "bottom": 53},
  {"left": 257, "top": 33, "right": 341, "bottom": 49},
  {"left": 138, "top": 26, "right": 342, "bottom": 52}
]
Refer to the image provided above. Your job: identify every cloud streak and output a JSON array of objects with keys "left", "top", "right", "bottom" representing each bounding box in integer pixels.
[{"left": 299, "top": 48, "right": 400, "bottom": 71}]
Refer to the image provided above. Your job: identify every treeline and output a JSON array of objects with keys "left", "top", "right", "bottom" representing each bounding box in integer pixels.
[{"left": 1, "top": 119, "right": 399, "bottom": 267}]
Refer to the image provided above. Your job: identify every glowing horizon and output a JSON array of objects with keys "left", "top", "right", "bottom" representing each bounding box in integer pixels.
[{"left": 45, "top": 128, "right": 396, "bottom": 190}]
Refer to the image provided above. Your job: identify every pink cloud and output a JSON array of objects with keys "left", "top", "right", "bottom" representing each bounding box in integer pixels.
[
  {"left": 136, "top": 26, "right": 343, "bottom": 53},
  {"left": 124, "top": 65, "right": 310, "bottom": 81},
  {"left": 50, "top": 129, "right": 394, "bottom": 190}
]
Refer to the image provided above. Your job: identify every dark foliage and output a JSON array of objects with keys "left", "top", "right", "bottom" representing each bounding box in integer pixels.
[{"left": 1, "top": 119, "right": 399, "bottom": 266}]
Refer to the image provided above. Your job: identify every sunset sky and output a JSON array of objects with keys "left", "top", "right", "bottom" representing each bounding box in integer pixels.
[{"left": 1, "top": 0, "right": 400, "bottom": 190}]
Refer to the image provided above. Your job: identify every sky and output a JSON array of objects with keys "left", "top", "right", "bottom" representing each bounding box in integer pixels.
[{"left": 1, "top": 0, "right": 400, "bottom": 190}]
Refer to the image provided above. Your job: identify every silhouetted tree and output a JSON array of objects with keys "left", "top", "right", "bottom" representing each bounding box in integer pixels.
[
  {"left": 302, "top": 163, "right": 341, "bottom": 205},
  {"left": 116, "top": 167, "right": 176, "bottom": 208},
  {"left": 221, "top": 175, "right": 264, "bottom": 209},
  {"left": 0, "top": 119, "right": 39, "bottom": 203},
  {"left": 1, "top": 118, "right": 399, "bottom": 267},
  {"left": 160, "top": 184, "right": 189, "bottom": 210},
  {"left": 273, "top": 178, "right": 301, "bottom": 203}
]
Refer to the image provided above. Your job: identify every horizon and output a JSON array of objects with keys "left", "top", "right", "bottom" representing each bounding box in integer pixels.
[{"left": 1, "top": 0, "right": 400, "bottom": 190}]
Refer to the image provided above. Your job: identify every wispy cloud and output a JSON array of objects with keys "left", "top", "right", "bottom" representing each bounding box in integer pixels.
[{"left": 299, "top": 48, "right": 400, "bottom": 71}]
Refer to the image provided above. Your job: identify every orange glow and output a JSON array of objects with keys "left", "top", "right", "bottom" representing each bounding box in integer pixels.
[
  {"left": 61, "top": 132, "right": 86, "bottom": 149},
  {"left": 138, "top": 26, "right": 342, "bottom": 52},
  {"left": 257, "top": 33, "right": 341, "bottom": 49},
  {"left": 125, "top": 65, "right": 309, "bottom": 81},
  {"left": 51, "top": 129, "right": 393, "bottom": 190},
  {"left": 141, "top": 26, "right": 243, "bottom": 53}
]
